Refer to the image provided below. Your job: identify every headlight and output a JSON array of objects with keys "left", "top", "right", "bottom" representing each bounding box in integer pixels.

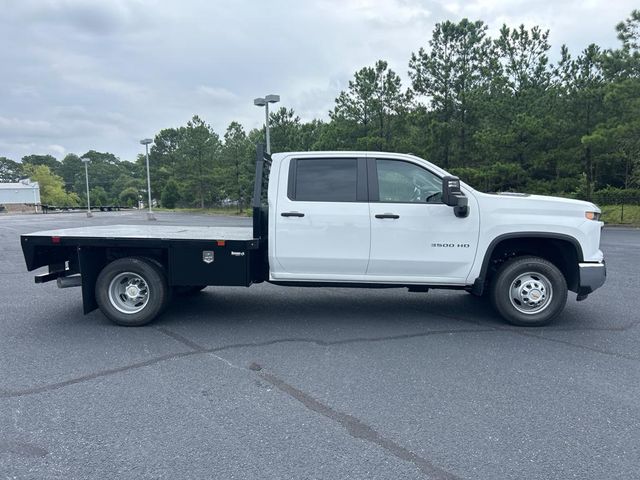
[{"left": 585, "top": 211, "right": 601, "bottom": 221}]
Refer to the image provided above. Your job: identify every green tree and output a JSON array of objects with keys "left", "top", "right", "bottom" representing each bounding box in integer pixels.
[
  {"left": 161, "top": 178, "right": 180, "bottom": 209},
  {"left": 617, "top": 9, "right": 640, "bottom": 50},
  {"left": 583, "top": 79, "right": 640, "bottom": 189},
  {"left": 409, "top": 19, "right": 492, "bottom": 167},
  {"left": 220, "top": 121, "right": 254, "bottom": 209},
  {"left": 21, "top": 154, "right": 61, "bottom": 173},
  {"left": 0, "top": 157, "right": 23, "bottom": 182},
  {"left": 332, "top": 60, "right": 411, "bottom": 151},
  {"left": 90, "top": 186, "right": 109, "bottom": 206},
  {"left": 148, "top": 127, "right": 185, "bottom": 196},
  {"left": 73, "top": 151, "right": 125, "bottom": 204},
  {"left": 119, "top": 187, "right": 139, "bottom": 207},
  {"left": 269, "top": 107, "right": 302, "bottom": 152},
  {"left": 494, "top": 25, "right": 551, "bottom": 93},
  {"left": 472, "top": 24, "right": 555, "bottom": 185},
  {"left": 298, "top": 119, "right": 327, "bottom": 151},
  {"left": 23, "top": 164, "right": 79, "bottom": 206},
  {"left": 178, "top": 115, "right": 221, "bottom": 208},
  {"left": 57, "top": 153, "right": 83, "bottom": 193},
  {"left": 554, "top": 44, "right": 607, "bottom": 198}
]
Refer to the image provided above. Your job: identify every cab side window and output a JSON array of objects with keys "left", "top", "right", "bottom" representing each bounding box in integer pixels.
[
  {"left": 376, "top": 159, "right": 442, "bottom": 203},
  {"left": 290, "top": 158, "right": 363, "bottom": 202}
]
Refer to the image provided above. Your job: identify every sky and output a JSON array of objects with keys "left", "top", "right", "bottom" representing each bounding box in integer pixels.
[{"left": 0, "top": 0, "right": 636, "bottom": 162}]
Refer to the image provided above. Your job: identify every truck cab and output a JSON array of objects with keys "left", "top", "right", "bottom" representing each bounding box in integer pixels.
[
  {"left": 264, "top": 150, "right": 605, "bottom": 325},
  {"left": 21, "top": 146, "right": 606, "bottom": 327},
  {"left": 268, "top": 152, "right": 479, "bottom": 284}
]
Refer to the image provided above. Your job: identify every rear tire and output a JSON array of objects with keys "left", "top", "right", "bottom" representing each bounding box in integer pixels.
[
  {"left": 490, "top": 256, "right": 567, "bottom": 327},
  {"left": 95, "top": 257, "right": 168, "bottom": 326}
]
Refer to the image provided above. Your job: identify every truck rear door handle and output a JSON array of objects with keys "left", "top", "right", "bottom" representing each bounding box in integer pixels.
[
  {"left": 375, "top": 213, "right": 400, "bottom": 219},
  {"left": 281, "top": 211, "right": 305, "bottom": 217}
]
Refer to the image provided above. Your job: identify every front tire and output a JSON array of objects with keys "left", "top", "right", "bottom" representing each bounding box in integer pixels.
[
  {"left": 95, "top": 257, "right": 168, "bottom": 326},
  {"left": 490, "top": 256, "right": 567, "bottom": 327}
]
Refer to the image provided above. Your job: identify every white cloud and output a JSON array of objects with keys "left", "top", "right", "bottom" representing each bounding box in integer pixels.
[
  {"left": 0, "top": 117, "right": 55, "bottom": 137},
  {"left": 7, "top": 0, "right": 151, "bottom": 36},
  {"left": 48, "top": 144, "right": 66, "bottom": 155},
  {"left": 196, "top": 86, "right": 238, "bottom": 103}
]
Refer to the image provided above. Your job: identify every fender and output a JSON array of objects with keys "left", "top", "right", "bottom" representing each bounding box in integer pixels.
[{"left": 471, "top": 232, "right": 584, "bottom": 295}]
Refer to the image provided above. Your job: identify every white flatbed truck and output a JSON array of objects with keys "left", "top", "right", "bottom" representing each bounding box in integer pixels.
[{"left": 21, "top": 145, "right": 606, "bottom": 327}]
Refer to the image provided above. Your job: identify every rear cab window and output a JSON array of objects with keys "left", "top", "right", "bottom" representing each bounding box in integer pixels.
[{"left": 288, "top": 158, "right": 367, "bottom": 202}]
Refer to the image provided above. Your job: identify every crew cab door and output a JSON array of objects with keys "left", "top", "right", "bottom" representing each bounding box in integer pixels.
[
  {"left": 366, "top": 157, "right": 479, "bottom": 283},
  {"left": 273, "top": 156, "right": 370, "bottom": 278}
]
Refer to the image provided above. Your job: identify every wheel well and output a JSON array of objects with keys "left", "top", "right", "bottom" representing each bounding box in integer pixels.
[
  {"left": 104, "top": 247, "right": 167, "bottom": 268},
  {"left": 478, "top": 236, "right": 581, "bottom": 294},
  {"left": 78, "top": 247, "right": 168, "bottom": 314}
]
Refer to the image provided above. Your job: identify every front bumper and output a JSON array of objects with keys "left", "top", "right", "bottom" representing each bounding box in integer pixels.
[{"left": 577, "top": 261, "right": 606, "bottom": 299}]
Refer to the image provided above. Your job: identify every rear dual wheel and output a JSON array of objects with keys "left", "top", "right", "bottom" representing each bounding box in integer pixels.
[{"left": 96, "top": 257, "right": 169, "bottom": 326}]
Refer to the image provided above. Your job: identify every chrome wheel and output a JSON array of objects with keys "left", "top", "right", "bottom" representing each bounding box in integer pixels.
[
  {"left": 509, "top": 272, "right": 553, "bottom": 315},
  {"left": 108, "top": 272, "right": 150, "bottom": 314}
]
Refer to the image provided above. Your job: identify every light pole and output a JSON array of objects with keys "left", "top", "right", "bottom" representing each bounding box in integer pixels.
[
  {"left": 80, "top": 157, "right": 92, "bottom": 218},
  {"left": 253, "top": 94, "right": 280, "bottom": 154},
  {"left": 140, "top": 138, "right": 156, "bottom": 221},
  {"left": 32, "top": 182, "right": 39, "bottom": 214}
]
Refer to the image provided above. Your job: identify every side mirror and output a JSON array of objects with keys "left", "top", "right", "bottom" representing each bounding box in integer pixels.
[
  {"left": 442, "top": 176, "right": 462, "bottom": 206},
  {"left": 441, "top": 176, "right": 469, "bottom": 218}
]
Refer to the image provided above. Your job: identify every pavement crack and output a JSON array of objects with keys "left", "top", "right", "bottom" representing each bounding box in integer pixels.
[
  {"left": 0, "top": 351, "right": 197, "bottom": 399},
  {"left": 0, "top": 328, "right": 488, "bottom": 399},
  {"left": 210, "top": 328, "right": 491, "bottom": 353},
  {"left": 505, "top": 329, "right": 640, "bottom": 362},
  {"left": 251, "top": 362, "right": 461, "bottom": 480},
  {"left": 156, "top": 326, "right": 207, "bottom": 351},
  {"left": 435, "top": 312, "right": 640, "bottom": 363}
]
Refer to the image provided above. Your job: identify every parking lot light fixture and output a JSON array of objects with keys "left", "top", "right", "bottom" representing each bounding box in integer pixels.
[
  {"left": 80, "top": 157, "right": 92, "bottom": 218},
  {"left": 139, "top": 138, "right": 156, "bottom": 221},
  {"left": 253, "top": 94, "right": 280, "bottom": 154}
]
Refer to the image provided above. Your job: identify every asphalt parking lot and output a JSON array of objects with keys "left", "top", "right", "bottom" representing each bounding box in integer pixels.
[{"left": 1, "top": 211, "right": 639, "bottom": 480}]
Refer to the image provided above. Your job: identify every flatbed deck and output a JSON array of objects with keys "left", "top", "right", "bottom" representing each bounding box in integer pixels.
[
  {"left": 21, "top": 223, "right": 265, "bottom": 309},
  {"left": 19, "top": 146, "right": 272, "bottom": 320},
  {"left": 23, "top": 225, "right": 256, "bottom": 241}
]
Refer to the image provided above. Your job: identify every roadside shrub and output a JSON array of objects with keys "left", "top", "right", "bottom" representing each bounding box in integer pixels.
[
  {"left": 119, "top": 187, "right": 139, "bottom": 207},
  {"left": 592, "top": 187, "right": 640, "bottom": 205},
  {"left": 161, "top": 179, "right": 180, "bottom": 209},
  {"left": 90, "top": 186, "right": 109, "bottom": 206}
]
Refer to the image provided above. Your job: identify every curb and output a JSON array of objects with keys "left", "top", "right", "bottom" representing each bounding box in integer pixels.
[{"left": 603, "top": 224, "right": 640, "bottom": 229}]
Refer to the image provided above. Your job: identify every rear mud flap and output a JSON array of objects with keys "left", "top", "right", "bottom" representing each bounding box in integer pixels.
[{"left": 78, "top": 248, "right": 106, "bottom": 314}]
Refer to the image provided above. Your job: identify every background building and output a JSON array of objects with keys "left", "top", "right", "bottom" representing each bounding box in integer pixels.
[{"left": 0, "top": 180, "right": 40, "bottom": 213}]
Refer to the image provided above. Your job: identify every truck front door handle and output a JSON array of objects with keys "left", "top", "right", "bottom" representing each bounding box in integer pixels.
[
  {"left": 375, "top": 213, "right": 400, "bottom": 219},
  {"left": 281, "top": 211, "right": 305, "bottom": 217}
]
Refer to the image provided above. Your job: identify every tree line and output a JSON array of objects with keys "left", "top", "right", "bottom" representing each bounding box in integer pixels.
[{"left": 1, "top": 10, "right": 639, "bottom": 208}]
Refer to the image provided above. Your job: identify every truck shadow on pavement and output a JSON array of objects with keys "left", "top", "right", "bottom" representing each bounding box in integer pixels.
[
  {"left": 158, "top": 285, "right": 632, "bottom": 333},
  {"left": 161, "top": 287, "right": 497, "bottom": 327}
]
